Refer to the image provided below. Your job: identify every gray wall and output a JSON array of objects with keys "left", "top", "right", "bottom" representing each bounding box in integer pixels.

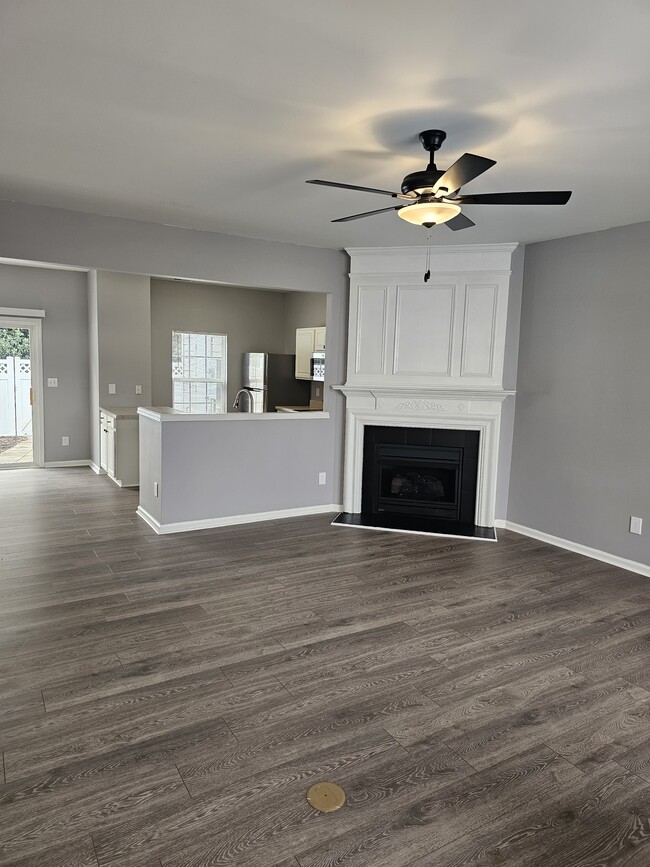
[
  {"left": 150, "top": 279, "right": 288, "bottom": 408},
  {"left": 156, "top": 417, "right": 337, "bottom": 525},
  {"left": 96, "top": 272, "right": 152, "bottom": 410},
  {"left": 88, "top": 272, "right": 100, "bottom": 466},
  {"left": 0, "top": 263, "right": 90, "bottom": 463},
  {"left": 494, "top": 244, "right": 525, "bottom": 519},
  {"left": 139, "top": 414, "right": 162, "bottom": 523},
  {"left": 0, "top": 200, "right": 349, "bottom": 505},
  {"left": 88, "top": 270, "right": 152, "bottom": 467},
  {"left": 282, "top": 292, "right": 327, "bottom": 353},
  {"left": 508, "top": 220, "right": 650, "bottom": 566}
]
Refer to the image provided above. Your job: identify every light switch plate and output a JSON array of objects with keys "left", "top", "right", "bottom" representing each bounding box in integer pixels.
[
  {"left": 47, "top": 377, "right": 58, "bottom": 387},
  {"left": 630, "top": 516, "right": 642, "bottom": 535},
  {"left": 108, "top": 383, "right": 116, "bottom": 395}
]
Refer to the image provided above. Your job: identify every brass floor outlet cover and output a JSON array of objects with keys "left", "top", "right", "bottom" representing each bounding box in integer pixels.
[{"left": 306, "top": 781, "right": 346, "bottom": 812}]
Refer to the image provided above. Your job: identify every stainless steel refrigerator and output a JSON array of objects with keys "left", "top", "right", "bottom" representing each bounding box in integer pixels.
[{"left": 236, "top": 352, "right": 311, "bottom": 412}]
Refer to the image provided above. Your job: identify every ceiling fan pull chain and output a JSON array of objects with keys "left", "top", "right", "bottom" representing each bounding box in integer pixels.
[{"left": 424, "top": 229, "right": 432, "bottom": 282}]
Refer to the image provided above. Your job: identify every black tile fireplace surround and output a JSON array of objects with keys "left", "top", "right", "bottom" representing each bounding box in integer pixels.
[{"left": 333, "top": 425, "right": 496, "bottom": 540}]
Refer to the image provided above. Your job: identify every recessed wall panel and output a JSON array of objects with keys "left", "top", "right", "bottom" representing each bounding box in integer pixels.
[
  {"left": 355, "top": 285, "right": 387, "bottom": 375},
  {"left": 393, "top": 285, "right": 454, "bottom": 376},
  {"left": 461, "top": 284, "right": 497, "bottom": 377}
]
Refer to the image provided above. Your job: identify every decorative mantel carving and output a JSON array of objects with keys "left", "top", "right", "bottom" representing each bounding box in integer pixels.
[{"left": 394, "top": 399, "right": 445, "bottom": 412}]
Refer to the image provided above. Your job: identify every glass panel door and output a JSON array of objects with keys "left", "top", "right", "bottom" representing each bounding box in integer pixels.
[{"left": 0, "top": 325, "right": 34, "bottom": 465}]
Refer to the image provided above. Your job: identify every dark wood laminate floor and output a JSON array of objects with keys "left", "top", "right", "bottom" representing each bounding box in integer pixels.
[{"left": 0, "top": 469, "right": 649, "bottom": 867}]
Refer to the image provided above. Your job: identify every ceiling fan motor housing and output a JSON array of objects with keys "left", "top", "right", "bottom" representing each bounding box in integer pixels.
[{"left": 401, "top": 169, "right": 444, "bottom": 196}]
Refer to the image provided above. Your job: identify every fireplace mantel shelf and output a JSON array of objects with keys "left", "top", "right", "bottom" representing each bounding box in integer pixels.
[{"left": 332, "top": 384, "right": 515, "bottom": 402}]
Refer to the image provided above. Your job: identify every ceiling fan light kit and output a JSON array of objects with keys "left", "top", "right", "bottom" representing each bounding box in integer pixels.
[
  {"left": 397, "top": 199, "right": 461, "bottom": 227},
  {"left": 306, "top": 128, "right": 571, "bottom": 231}
]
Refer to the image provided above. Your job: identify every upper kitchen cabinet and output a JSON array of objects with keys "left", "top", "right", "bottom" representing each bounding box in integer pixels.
[
  {"left": 295, "top": 326, "right": 326, "bottom": 380},
  {"left": 345, "top": 245, "right": 522, "bottom": 391}
]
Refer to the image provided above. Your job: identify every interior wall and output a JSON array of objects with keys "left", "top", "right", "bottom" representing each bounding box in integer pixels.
[
  {"left": 86, "top": 271, "right": 152, "bottom": 468},
  {"left": 0, "top": 200, "right": 349, "bottom": 505},
  {"left": 0, "top": 262, "right": 90, "bottom": 463},
  {"left": 508, "top": 220, "right": 650, "bottom": 566},
  {"left": 495, "top": 244, "right": 525, "bottom": 519},
  {"left": 87, "top": 271, "right": 100, "bottom": 467},
  {"left": 96, "top": 271, "right": 152, "bottom": 409},
  {"left": 283, "top": 290, "right": 328, "bottom": 405},
  {"left": 150, "top": 279, "right": 287, "bottom": 409},
  {"left": 282, "top": 292, "right": 327, "bottom": 353}
]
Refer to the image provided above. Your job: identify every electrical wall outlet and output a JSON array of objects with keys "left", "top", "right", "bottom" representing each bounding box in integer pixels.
[
  {"left": 108, "top": 383, "right": 116, "bottom": 394},
  {"left": 318, "top": 472, "right": 326, "bottom": 485},
  {"left": 135, "top": 385, "right": 143, "bottom": 395},
  {"left": 47, "top": 377, "right": 58, "bottom": 387},
  {"left": 630, "top": 516, "right": 642, "bottom": 535},
  {"left": 61, "top": 436, "right": 69, "bottom": 446},
  {"left": 315, "top": 385, "right": 321, "bottom": 397}
]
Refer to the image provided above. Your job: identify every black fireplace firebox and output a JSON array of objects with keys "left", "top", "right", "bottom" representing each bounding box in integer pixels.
[{"left": 361, "top": 426, "right": 480, "bottom": 527}]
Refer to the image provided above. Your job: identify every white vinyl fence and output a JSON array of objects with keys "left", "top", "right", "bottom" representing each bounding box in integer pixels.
[{"left": 0, "top": 357, "right": 32, "bottom": 436}]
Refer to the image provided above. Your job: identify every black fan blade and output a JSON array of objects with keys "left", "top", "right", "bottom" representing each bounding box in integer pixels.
[
  {"left": 446, "top": 212, "right": 476, "bottom": 231},
  {"left": 434, "top": 153, "right": 496, "bottom": 195},
  {"left": 307, "top": 179, "right": 400, "bottom": 198},
  {"left": 455, "top": 191, "right": 572, "bottom": 205},
  {"left": 332, "top": 206, "right": 403, "bottom": 223}
]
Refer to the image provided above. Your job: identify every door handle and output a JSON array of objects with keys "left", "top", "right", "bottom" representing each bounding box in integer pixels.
[{"left": 29, "top": 387, "right": 34, "bottom": 406}]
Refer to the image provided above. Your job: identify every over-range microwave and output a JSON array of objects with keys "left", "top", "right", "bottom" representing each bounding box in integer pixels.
[{"left": 310, "top": 351, "right": 325, "bottom": 381}]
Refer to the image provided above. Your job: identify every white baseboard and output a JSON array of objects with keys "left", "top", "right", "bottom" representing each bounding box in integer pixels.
[
  {"left": 136, "top": 504, "right": 344, "bottom": 535},
  {"left": 89, "top": 461, "right": 106, "bottom": 475},
  {"left": 136, "top": 506, "right": 163, "bottom": 533},
  {"left": 494, "top": 518, "right": 507, "bottom": 528},
  {"left": 44, "top": 460, "right": 92, "bottom": 468},
  {"left": 503, "top": 520, "right": 650, "bottom": 578}
]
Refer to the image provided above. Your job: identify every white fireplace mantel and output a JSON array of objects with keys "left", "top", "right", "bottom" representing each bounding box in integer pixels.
[
  {"left": 337, "top": 244, "right": 523, "bottom": 531},
  {"left": 334, "top": 385, "right": 513, "bottom": 526}
]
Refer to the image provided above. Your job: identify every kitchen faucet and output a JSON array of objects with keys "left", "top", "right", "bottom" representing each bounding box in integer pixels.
[{"left": 232, "top": 387, "right": 254, "bottom": 410}]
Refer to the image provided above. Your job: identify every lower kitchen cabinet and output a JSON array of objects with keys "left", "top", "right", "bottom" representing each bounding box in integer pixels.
[{"left": 99, "top": 407, "right": 139, "bottom": 487}]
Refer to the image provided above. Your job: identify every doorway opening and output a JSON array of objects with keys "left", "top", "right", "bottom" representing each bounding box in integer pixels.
[{"left": 0, "top": 318, "right": 43, "bottom": 468}]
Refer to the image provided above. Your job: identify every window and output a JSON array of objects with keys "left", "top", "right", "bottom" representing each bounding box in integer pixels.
[{"left": 172, "top": 331, "right": 227, "bottom": 413}]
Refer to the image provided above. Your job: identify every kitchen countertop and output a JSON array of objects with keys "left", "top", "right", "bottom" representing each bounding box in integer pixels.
[
  {"left": 275, "top": 404, "right": 323, "bottom": 412},
  {"left": 99, "top": 406, "right": 140, "bottom": 420},
  {"left": 138, "top": 405, "right": 329, "bottom": 422}
]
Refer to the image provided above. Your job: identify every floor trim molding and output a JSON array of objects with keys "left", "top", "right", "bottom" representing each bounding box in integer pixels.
[
  {"left": 503, "top": 520, "right": 650, "bottom": 578},
  {"left": 44, "top": 460, "right": 92, "bottom": 469},
  {"left": 89, "top": 461, "right": 106, "bottom": 475},
  {"left": 136, "top": 504, "right": 344, "bottom": 535}
]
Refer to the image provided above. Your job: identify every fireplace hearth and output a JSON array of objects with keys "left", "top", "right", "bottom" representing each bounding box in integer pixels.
[{"left": 332, "top": 424, "right": 495, "bottom": 539}]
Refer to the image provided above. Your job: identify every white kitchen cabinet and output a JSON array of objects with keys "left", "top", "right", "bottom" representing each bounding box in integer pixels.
[
  {"left": 100, "top": 415, "right": 109, "bottom": 472},
  {"left": 295, "top": 326, "right": 326, "bottom": 379},
  {"left": 295, "top": 327, "right": 315, "bottom": 379},
  {"left": 99, "top": 407, "right": 139, "bottom": 487}
]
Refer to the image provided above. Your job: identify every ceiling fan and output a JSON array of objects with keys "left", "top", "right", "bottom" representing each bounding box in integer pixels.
[{"left": 306, "top": 129, "right": 571, "bottom": 231}]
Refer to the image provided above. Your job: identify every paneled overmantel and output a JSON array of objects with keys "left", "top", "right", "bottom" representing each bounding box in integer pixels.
[
  {"left": 346, "top": 243, "right": 518, "bottom": 391},
  {"left": 338, "top": 244, "right": 522, "bottom": 530}
]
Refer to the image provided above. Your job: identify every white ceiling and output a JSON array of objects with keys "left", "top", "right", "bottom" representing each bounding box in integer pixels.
[{"left": 1, "top": 0, "right": 649, "bottom": 249}]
